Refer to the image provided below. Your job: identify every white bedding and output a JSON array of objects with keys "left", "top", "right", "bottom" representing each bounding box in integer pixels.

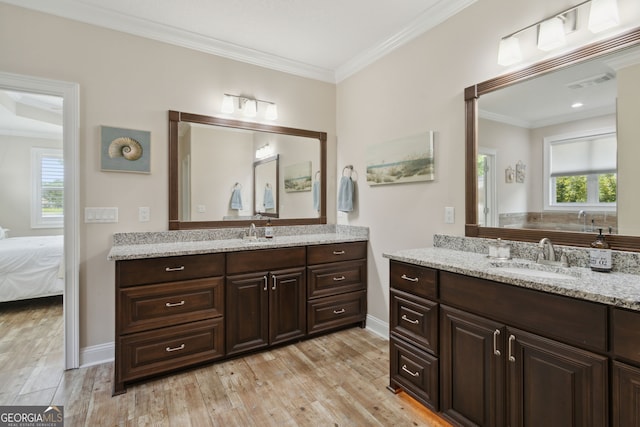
[{"left": 0, "top": 235, "right": 64, "bottom": 303}]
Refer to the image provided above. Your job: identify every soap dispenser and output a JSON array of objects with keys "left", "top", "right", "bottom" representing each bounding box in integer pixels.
[
  {"left": 264, "top": 218, "right": 274, "bottom": 239},
  {"left": 589, "top": 229, "right": 612, "bottom": 272}
]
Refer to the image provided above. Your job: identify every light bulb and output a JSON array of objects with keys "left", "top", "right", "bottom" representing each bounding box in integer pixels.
[
  {"left": 221, "top": 95, "right": 235, "bottom": 114},
  {"left": 498, "top": 37, "right": 522, "bottom": 66},
  {"left": 538, "top": 17, "right": 566, "bottom": 51},
  {"left": 265, "top": 103, "right": 278, "bottom": 120}
]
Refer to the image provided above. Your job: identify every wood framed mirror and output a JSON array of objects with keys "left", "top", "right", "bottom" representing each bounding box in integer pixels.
[
  {"left": 465, "top": 27, "right": 640, "bottom": 251},
  {"left": 169, "top": 111, "right": 327, "bottom": 229}
]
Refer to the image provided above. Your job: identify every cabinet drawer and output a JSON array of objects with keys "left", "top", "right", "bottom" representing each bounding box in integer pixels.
[
  {"left": 612, "top": 308, "right": 640, "bottom": 364},
  {"left": 307, "top": 290, "right": 366, "bottom": 335},
  {"left": 390, "top": 290, "right": 438, "bottom": 354},
  {"left": 117, "top": 253, "right": 225, "bottom": 287},
  {"left": 307, "top": 241, "right": 366, "bottom": 265},
  {"left": 390, "top": 336, "right": 439, "bottom": 411},
  {"left": 119, "top": 277, "right": 224, "bottom": 334},
  {"left": 307, "top": 260, "right": 366, "bottom": 299},
  {"left": 226, "top": 247, "right": 305, "bottom": 275},
  {"left": 440, "top": 271, "right": 608, "bottom": 352},
  {"left": 389, "top": 261, "right": 437, "bottom": 300},
  {"left": 117, "top": 318, "right": 224, "bottom": 384}
]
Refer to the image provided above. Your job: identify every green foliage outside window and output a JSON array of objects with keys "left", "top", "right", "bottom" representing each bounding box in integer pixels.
[
  {"left": 598, "top": 173, "right": 617, "bottom": 203},
  {"left": 555, "top": 174, "right": 616, "bottom": 204}
]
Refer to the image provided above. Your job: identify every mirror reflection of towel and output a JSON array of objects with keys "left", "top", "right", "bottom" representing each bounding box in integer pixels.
[
  {"left": 263, "top": 185, "right": 274, "bottom": 209},
  {"left": 230, "top": 188, "right": 243, "bottom": 210},
  {"left": 338, "top": 176, "right": 354, "bottom": 212},
  {"left": 312, "top": 181, "right": 320, "bottom": 212}
]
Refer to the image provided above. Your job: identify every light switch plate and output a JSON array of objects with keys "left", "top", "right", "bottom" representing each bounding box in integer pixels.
[
  {"left": 444, "top": 206, "right": 455, "bottom": 224},
  {"left": 85, "top": 207, "right": 118, "bottom": 223}
]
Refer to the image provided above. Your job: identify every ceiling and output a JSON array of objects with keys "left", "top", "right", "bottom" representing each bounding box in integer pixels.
[{"left": 1, "top": 0, "right": 476, "bottom": 83}]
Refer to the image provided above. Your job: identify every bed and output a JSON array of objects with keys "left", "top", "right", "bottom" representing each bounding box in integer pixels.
[{"left": 0, "top": 235, "right": 64, "bottom": 303}]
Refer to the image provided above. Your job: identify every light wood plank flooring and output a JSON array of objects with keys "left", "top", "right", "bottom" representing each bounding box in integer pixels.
[{"left": 1, "top": 298, "right": 451, "bottom": 426}]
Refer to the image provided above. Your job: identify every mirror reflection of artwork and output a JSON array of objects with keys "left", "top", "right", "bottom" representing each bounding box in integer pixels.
[
  {"left": 366, "top": 131, "right": 435, "bottom": 186},
  {"left": 505, "top": 166, "right": 515, "bottom": 183},
  {"left": 284, "top": 161, "right": 312, "bottom": 192},
  {"left": 516, "top": 161, "right": 526, "bottom": 183}
]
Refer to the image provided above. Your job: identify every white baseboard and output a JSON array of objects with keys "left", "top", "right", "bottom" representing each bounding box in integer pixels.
[
  {"left": 365, "top": 314, "right": 389, "bottom": 339},
  {"left": 80, "top": 342, "right": 114, "bottom": 368}
]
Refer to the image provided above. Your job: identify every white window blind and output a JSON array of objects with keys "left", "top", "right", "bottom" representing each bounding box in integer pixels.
[
  {"left": 32, "top": 147, "right": 64, "bottom": 228},
  {"left": 549, "top": 134, "right": 616, "bottom": 177}
]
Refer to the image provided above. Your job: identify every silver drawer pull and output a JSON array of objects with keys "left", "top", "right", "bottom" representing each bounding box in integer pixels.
[
  {"left": 333, "top": 250, "right": 345, "bottom": 255},
  {"left": 493, "top": 329, "right": 501, "bottom": 356},
  {"left": 165, "top": 300, "right": 185, "bottom": 308},
  {"left": 333, "top": 308, "right": 346, "bottom": 315},
  {"left": 165, "top": 344, "right": 185, "bottom": 352},
  {"left": 333, "top": 276, "right": 346, "bottom": 281},
  {"left": 165, "top": 266, "right": 185, "bottom": 272},
  {"left": 401, "top": 314, "right": 419, "bottom": 325},
  {"left": 401, "top": 274, "right": 419, "bottom": 282},
  {"left": 401, "top": 365, "right": 419, "bottom": 377},
  {"left": 508, "top": 335, "right": 516, "bottom": 363}
]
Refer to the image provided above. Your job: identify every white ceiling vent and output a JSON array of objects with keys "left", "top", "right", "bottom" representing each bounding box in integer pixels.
[{"left": 566, "top": 73, "right": 615, "bottom": 90}]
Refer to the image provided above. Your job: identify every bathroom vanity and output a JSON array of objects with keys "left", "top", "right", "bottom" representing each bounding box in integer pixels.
[
  {"left": 385, "top": 238, "right": 640, "bottom": 427},
  {"left": 109, "top": 225, "right": 368, "bottom": 395}
]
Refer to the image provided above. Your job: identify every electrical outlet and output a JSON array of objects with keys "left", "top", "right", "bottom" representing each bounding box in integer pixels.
[
  {"left": 139, "top": 207, "right": 150, "bottom": 222},
  {"left": 444, "top": 206, "right": 455, "bottom": 224},
  {"left": 197, "top": 205, "right": 206, "bottom": 213}
]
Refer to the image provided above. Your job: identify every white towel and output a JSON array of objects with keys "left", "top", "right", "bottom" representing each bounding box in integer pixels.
[
  {"left": 337, "top": 176, "right": 354, "bottom": 212},
  {"left": 230, "top": 188, "right": 243, "bottom": 210},
  {"left": 312, "top": 181, "right": 320, "bottom": 212},
  {"left": 263, "top": 185, "right": 275, "bottom": 209}
]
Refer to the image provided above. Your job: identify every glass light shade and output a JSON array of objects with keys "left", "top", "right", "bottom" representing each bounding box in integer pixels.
[
  {"left": 221, "top": 95, "right": 235, "bottom": 113},
  {"left": 588, "top": 0, "right": 620, "bottom": 33},
  {"left": 265, "top": 103, "right": 278, "bottom": 120},
  {"left": 537, "top": 17, "right": 566, "bottom": 51},
  {"left": 243, "top": 99, "right": 257, "bottom": 117},
  {"left": 497, "top": 37, "right": 523, "bottom": 66}
]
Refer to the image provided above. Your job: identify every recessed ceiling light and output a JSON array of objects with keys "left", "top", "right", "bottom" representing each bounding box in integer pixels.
[{"left": 571, "top": 102, "right": 584, "bottom": 108}]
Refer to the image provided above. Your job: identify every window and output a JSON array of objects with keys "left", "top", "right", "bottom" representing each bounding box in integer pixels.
[
  {"left": 544, "top": 130, "right": 616, "bottom": 210},
  {"left": 32, "top": 148, "right": 64, "bottom": 228}
]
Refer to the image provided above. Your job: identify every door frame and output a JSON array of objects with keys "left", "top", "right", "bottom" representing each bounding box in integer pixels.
[{"left": 0, "top": 71, "right": 80, "bottom": 369}]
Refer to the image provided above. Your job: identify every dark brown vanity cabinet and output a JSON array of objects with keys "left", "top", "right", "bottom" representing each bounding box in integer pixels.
[
  {"left": 439, "top": 272, "right": 608, "bottom": 427},
  {"left": 114, "top": 253, "right": 226, "bottom": 395},
  {"left": 225, "top": 247, "right": 306, "bottom": 357},
  {"left": 612, "top": 308, "right": 640, "bottom": 427},
  {"left": 387, "top": 261, "right": 440, "bottom": 411},
  {"left": 306, "top": 242, "right": 367, "bottom": 335}
]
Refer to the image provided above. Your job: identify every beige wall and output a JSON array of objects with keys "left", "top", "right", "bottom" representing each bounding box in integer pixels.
[{"left": 0, "top": 3, "right": 336, "bottom": 351}]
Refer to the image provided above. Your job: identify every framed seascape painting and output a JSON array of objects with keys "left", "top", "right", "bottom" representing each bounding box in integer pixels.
[
  {"left": 100, "top": 126, "right": 151, "bottom": 173},
  {"left": 284, "top": 161, "right": 312, "bottom": 192},
  {"left": 366, "top": 131, "right": 434, "bottom": 186}
]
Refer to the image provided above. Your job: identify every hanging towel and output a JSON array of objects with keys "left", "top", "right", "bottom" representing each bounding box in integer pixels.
[
  {"left": 337, "top": 176, "right": 354, "bottom": 212},
  {"left": 263, "top": 184, "right": 275, "bottom": 209},
  {"left": 230, "top": 187, "right": 243, "bottom": 210},
  {"left": 312, "top": 181, "right": 320, "bottom": 212}
]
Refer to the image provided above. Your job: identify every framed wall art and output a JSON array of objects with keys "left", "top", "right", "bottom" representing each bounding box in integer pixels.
[{"left": 100, "top": 126, "right": 151, "bottom": 173}]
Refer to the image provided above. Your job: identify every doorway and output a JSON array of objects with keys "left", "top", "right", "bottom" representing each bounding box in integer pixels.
[
  {"left": 478, "top": 147, "right": 497, "bottom": 228},
  {"left": 0, "top": 71, "right": 80, "bottom": 370}
]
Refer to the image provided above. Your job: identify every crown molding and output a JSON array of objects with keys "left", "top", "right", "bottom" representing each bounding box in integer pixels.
[{"left": 2, "top": 0, "right": 476, "bottom": 84}]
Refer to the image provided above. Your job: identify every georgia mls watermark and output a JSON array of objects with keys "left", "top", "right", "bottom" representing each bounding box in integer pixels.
[{"left": 0, "top": 406, "right": 63, "bottom": 427}]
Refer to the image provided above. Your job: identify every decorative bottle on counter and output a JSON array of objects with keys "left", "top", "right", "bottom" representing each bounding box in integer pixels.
[
  {"left": 589, "top": 229, "right": 612, "bottom": 272},
  {"left": 264, "top": 219, "right": 274, "bottom": 239}
]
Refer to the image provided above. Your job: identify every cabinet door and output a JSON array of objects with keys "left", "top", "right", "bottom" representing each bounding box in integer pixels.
[
  {"left": 226, "top": 272, "right": 269, "bottom": 356},
  {"left": 269, "top": 267, "right": 306, "bottom": 345},
  {"left": 612, "top": 361, "right": 640, "bottom": 427},
  {"left": 506, "top": 327, "right": 608, "bottom": 427},
  {"left": 440, "top": 305, "right": 505, "bottom": 427}
]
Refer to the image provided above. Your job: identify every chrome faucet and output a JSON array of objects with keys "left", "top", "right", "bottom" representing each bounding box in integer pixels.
[
  {"left": 538, "top": 238, "right": 556, "bottom": 262},
  {"left": 578, "top": 210, "right": 587, "bottom": 231},
  {"left": 537, "top": 238, "right": 569, "bottom": 267},
  {"left": 248, "top": 223, "right": 256, "bottom": 237}
]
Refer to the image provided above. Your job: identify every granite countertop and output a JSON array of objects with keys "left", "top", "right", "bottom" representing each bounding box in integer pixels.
[
  {"left": 108, "top": 225, "right": 368, "bottom": 261},
  {"left": 384, "top": 247, "right": 640, "bottom": 311}
]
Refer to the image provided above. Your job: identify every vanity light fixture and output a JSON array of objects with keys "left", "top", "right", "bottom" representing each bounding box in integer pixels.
[
  {"left": 255, "top": 143, "right": 274, "bottom": 160},
  {"left": 220, "top": 93, "right": 278, "bottom": 120},
  {"left": 497, "top": 0, "right": 620, "bottom": 66}
]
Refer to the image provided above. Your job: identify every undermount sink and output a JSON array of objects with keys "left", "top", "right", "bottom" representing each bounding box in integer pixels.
[{"left": 489, "top": 260, "right": 581, "bottom": 281}]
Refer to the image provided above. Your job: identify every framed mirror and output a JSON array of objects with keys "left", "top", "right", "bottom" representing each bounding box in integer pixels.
[
  {"left": 253, "top": 155, "right": 279, "bottom": 217},
  {"left": 169, "top": 111, "right": 327, "bottom": 229},
  {"left": 465, "top": 27, "right": 640, "bottom": 251}
]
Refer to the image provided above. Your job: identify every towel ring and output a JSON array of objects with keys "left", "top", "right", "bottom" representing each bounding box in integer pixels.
[
  {"left": 342, "top": 165, "right": 354, "bottom": 177},
  {"left": 233, "top": 182, "right": 242, "bottom": 190},
  {"left": 315, "top": 170, "right": 321, "bottom": 180}
]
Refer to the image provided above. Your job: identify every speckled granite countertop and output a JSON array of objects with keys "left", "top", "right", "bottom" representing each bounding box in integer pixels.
[
  {"left": 108, "top": 224, "right": 368, "bottom": 261},
  {"left": 384, "top": 246, "right": 640, "bottom": 312}
]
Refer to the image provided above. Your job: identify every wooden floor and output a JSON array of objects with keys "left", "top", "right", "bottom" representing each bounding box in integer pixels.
[{"left": 0, "top": 298, "right": 451, "bottom": 427}]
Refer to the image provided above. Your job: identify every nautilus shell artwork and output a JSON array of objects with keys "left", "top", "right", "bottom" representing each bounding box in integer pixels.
[{"left": 108, "top": 137, "right": 143, "bottom": 161}]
